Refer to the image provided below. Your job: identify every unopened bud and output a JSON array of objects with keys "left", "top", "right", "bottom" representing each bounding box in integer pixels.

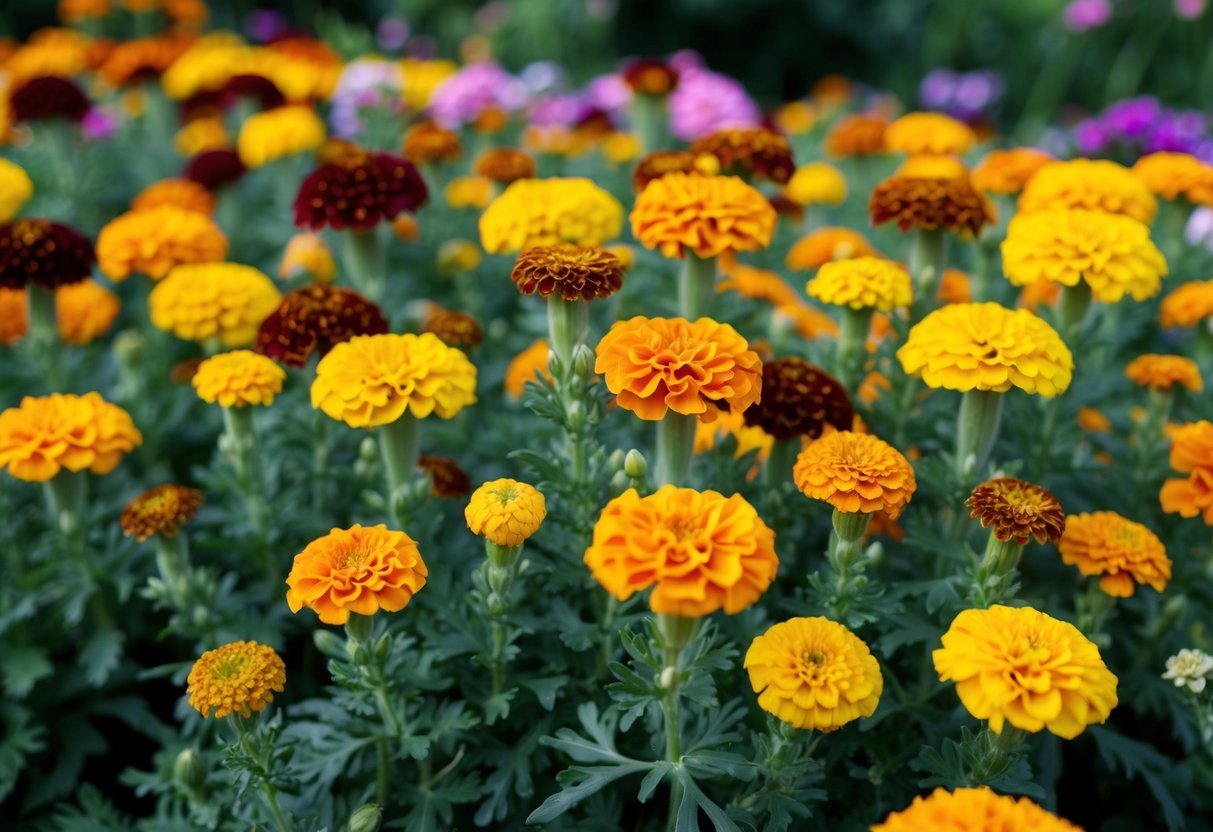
[
  {"left": 358, "top": 437, "right": 379, "bottom": 463},
  {"left": 345, "top": 612, "right": 375, "bottom": 646},
  {"left": 659, "top": 666, "right": 676, "bottom": 690},
  {"left": 348, "top": 803, "right": 383, "bottom": 832},
  {"left": 607, "top": 448, "right": 626, "bottom": 470},
  {"left": 567, "top": 401, "right": 585, "bottom": 430},
  {"left": 624, "top": 449, "right": 647, "bottom": 479},
  {"left": 610, "top": 470, "right": 630, "bottom": 493},
  {"left": 572, "top": 343, "right": 594, "bottom": 379},
  {"left": 173, "top": 749, "right": 206, "bottom": 794},
  {"left": 313, "top": 629, "right": 347, "bottom": 659}
]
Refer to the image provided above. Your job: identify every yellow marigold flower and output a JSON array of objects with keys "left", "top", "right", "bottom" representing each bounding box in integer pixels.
[
  {"left": 505, "top": 338, "right": 552, "bottom": 399},
  {"left": 131, "top": 178, "right": 215, "bottom": 216},
  {"left": 120, "top": 484, "right": 202, "bottom": 541},
  {"left": 808, "top": 256, "right": 911, "bottom": 311},
  {"left": 896, "top": 154, "right": 968, "bottom": 180},
  {"left": 1125, "top": 354, "right": 1203, "bottom": 392},
  {"left": 824, "top": 113, "right": 888, "bottom": 157},
  {"left": 57, "top": 279, "right": 120, "bottom": 345},
  {"left": 473, "top": 148, "right": 536, "bottom": 184},
  {"left": 464, "top": 478, "right": 546, "bottom": 546},
  {"left": 1001, "top": 209, "right": 1166, "bottom": 303},
  {"left": 1078, "top": 406, "right": 1111, "bottom": 433},
  {"left": 280, "top": 232, "right": 335, "bottom": 282},
  {"left": 774, "top": 101, "right": 816, "bottom": 135},
  {"left": 237, "top": 105, "right": 326, "bottom": 169},
  {"left": 175, "top": 116, "right": 230, "bottom": 156},
  {"left": 311, "top": 333, "right": 477, "bottom": 428},
  {"left": 972, "top": 147, "right": 1055, "bottom": 195},
  {"left": 717, "top": 263, "right": 802, "bottom": 308},
  {"left": 1131, "top": 151, "right": 1213, "bottom": 204},
  {"left": 897, "top": 303, "right": 1073, "bottom": 397},
  {"left": 97, "top": 206, "right": 228, "bottom": 281},
  {"left": 0, "top": 158, "right": 33, "bottom": 222},
  {"left": 400, "top": 58, "right": 457, "bottom": 110},
  {"left": 584, "top": 485, "right": 779, "bottom": 616},
  {"left": 594, "top": 316, "right": 762, "bottom": 422},
  {"left": 869, "top": 174, "right": 995, "bottom": 236},
  {"left": 631, "top": 172, "right": 775, "bottom": 259},
  {"left": 286, "top": 524, "right": 428, "bottom": 625},
  {"left": 933, "top": 605, "right": 1118, "bottom": 738},
  {"left": 402, "top": 121, "right": 462, "bottom": 165},
  {"left": 1059, "top": 511, "right": 1170, "bottom": 597},
  {"left": 0, "top": 287, "right": 27, "bottom": 345},
  {"left": 871, "top": 787, "right": 1084, "bottom": 832},
  {"left": 0, "top": 392, "right": 142, "bottom": 482},
  {"left": 1160, "top": 420, "right": 1213, "bottom": 523},
  {"left": 3, "top": 29, "right": 92, "bottom": 86},
  {"left": 444, "top": 176, "right": 493, "bottom": 210},
  {"left": 192, "top": 350, "right": 286, "bottom": 408},
  {"left": 784, "top": 162, "right": 847, "bottom": 206},
  {"left": 187, "top": 640, "right": 285, "bottom": 719},
  {"left": 606, "top": 243, "right": 635, "bottom": 271},
  {"left": 1018, "top": 159, "right": 1158, "bottom": 224},
  {"left": 885, "top": 112, "right": 976, "bottom": 155},
  {"left": 744, "top": 616, "right": 882, "bottom": 731},
  {"left": 436, "top": 239, "right": 482, "bottom": 273},
  {"left": 966, "top": 477, "right": 1065, "bottom": 544},
  {"left": 786, "top": 227, "right": 880, "bottom": 271},
  {"left": 793, "top": 430, "right": 916, "bottom": 518},
  {"left": 1161, "top": 280, "right": 1213, "bottom": 328},
  {"left": 694, "top": 409, "right": 773, "bottom": 464},
  {"left": 601, "top": 132, "right": 641, "bottom": 164},
  {"left": 150, "top": 263, "right": 281, "bottom": 347},
  {"left": 479, "top": 178, "right": 623, "bottom": 253}
]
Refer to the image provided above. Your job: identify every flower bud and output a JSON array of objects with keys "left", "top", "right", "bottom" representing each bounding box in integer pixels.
[
  {"left": 624, "top": 449, "right": 647, "bottom": 479},
  {"left": 610, "top": 470, "right": 630, "bottom": 493},
  {"left": 608, "top": 448, "right": 626, "bottom": 470},
  {"left": 572, "top": 343, "right": 594, "bottom": 379},
  {"left": 566, "top": 400, "right": 585, "bottom": 430},
  {"left": 659, "top": 666, "right": 676, "bottom": 690},
  {"left": 831, "top": 508, "right": 871, "bottom": 543},
  {"left": 173, "top": 748, "right": 206, "bottom": 794},
  {"left": 345, "top": 612, "right": 375, "bottom": 645},
  {"left": 348, "top": 803, "right": 383, "bottom": 832},
  {"left": 358, "top": 437, "right": 379, "bottom": 463},
  {"left": 313, "top": 629, "right": 347, "bottom": 658}
]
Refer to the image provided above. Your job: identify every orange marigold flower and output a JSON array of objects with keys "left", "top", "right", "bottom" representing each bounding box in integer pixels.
[
  {"left": 150, "top": 263, "right": 281, "bottom": 347},
  {"left": 1125, "top": 354, "right": 1203, "bottom": 392},
  {"left": 192, "top": 350, "right": 286, "bottom": 408},
  {"left": 824, "top": 113, "right": 887, "bottom": 157},
  {"left": 417, "top": 455, "right": 471, "bottom": 499},
  {"left": 594, "top": 316, "right": 762, "bottom": 422},
  {"left": 937, "top": 268, "right": 971, "bottom": 304},
  {"left": 187, "top": 641, "right": 285, "bottom": 719},
  {"left": 505, "top": 338, "right": 552, "bottom": 398},
  {"left": 717, "top": 263, "right": 802, "bottom": 308},
  {"left": 885, "top": 112, "right": 976, "bottom": 155},
  {"left": 1160, "top": 280, "right": 1213, "bottom": 328},
  {"left": 784, "top": 161, "right": 847, "bottom": 206},
  {"left": 808, "top": 256, "right": 911, "bottom": 311},
  {"left": 279, "top": 232, "right": 335, "bottom": 282},
  {"left": 621, "top": 58, "right": 679, "bottom": 96},
  {"left": 97, "top": 33, "right": 194, "bottom": 88},
  {"left": 695, "top": 409, "right": 773, "bottom": 467},
  {"left": 1018, "top": 277, "right": 1061, "bottom": 311},
  {"left": 57, "top": 279, "right": 120, "bottom": 345},
  {"left": 422, "top": 305, "right": 484, "bottom": 347},
  {"left": 793, "top": 430, "right": 916, "bottom": 518},
  {"left": 0, "top": 392, "right": 142, "bottom": 482},
  {"left": 479, "top": 178, "right": 623, "bottom": 253},
  {"left": 933, "top": 605, "right": 1118, "bottom": 738},
  {"left": 972, "top": 148, "right": 1055, "bottom": 195},
  {"left": 175, "top": 117, "right": 230, "bottom": 156},
  {"left": 869, "top": 174, "right": 995, "bottom": 237},
  {"left": 584, "top": 485, "right": 778, "bottom": 616},
  {"left": 632, "top": 150, "right": 720, "bottom": 192},
  {"left": 509, "top": 244, "right": 624, "bottom": 302},
  {"left": 1078, "top": 406, "right": 1112, "bottom": 433},
  {"left": 858, "top": 370, "right": 891, "bottom": 405},
  {"left": 97, "top": 207, "right": 228, "bottom": 281},
  {"left": 1058, "top": 511, "right": 1170, "bottom": 597},
  {"left": 1160, "top": 420, "right": 1213, "bottom": 523},
  {"left": 444, "top": 175, "right": 493, "bottom": 209},
  {"left": 632, "top": 172, "right": 775, "bottom": 259},
  {"left": 0, "top": 287, "right": 27, "bottom": 345},
  {"left": 120, "top": 484, "right": 202, "bottom": 541},
  {"left": 871, "top": 787, "right": 1084, "bottom": 832},
  {"left": 786, "top": 227, "right": 880, "bottom": 271},
  {"left": 1131, "top": 151, "right": 1213, "bottom": 204},
  {"left": 402, "top": 121, "right": 463, "bottom": 165},
  {"left": 59, "top": 0, "right": 111, "bottom": 22},
  {"left": 1018, "top": 159, "right": 1157, "bottom": 224},
  {"left": 601, "top": 131, "right": 642, "bottom": 164},
  {"left": 966, "top": 477, "right": 1065, "bottom": 544},
  {"left": 774, "top": 101, "right": 816, "bottom": 135},
  {"left": 744, "top": 356, "right": 853, "bottom": 441},
  {"left": 778, "top": 303, "right": 841, "bottom": 340},
  {"left": 131, "top": 178, "right": 215, "bottom": 216},
  {"left": 465, "top": 478, "right": 546, "bottom": 547},
  {"left": 286, "top": 524, "right": 428, "bottom": 625},
  {"left": 689, "top": 127, "right": 795, "bottom": 184},
  {"left": 473, "top": 147, "right": 536, "bottom": 184}
]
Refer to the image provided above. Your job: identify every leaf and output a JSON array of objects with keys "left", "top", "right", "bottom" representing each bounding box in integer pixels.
[
  {"left": 638, "top": 762, "right": 673, "bottom": 803},
  {"left": 525, "top": 763, "right": 651, "bottom": 824},
  {"left": 520, "top": 675, "right": 568, "bottom": 711},
  {"left": 80, "top": 627, "right": 125, "bottom": 688},
  {"left": 1089, "top": 726, "right": 1188, "bottom": 831},
  {"left": 1, "top": 644, "right": 53, "bottom": 698},
  {"left": 677, "top": 770, "right": 742, "bottom": 832}
]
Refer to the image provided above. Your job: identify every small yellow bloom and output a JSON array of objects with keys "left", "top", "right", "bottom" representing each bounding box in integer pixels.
[
  {"left": 192, "top": 350, "right": 286, "bottom": 408},
  {"left": 280, "top": 233, "right": 336, "bottom": 283},
  {"left": 784, "top": 162, "right": 847, "bottom": 206},
  {"left": 465, "top": 478, "right": 546, "bottom": 547},
  {"left": 444, "top": 176, "right": 493, "bottom": 210},
  {"left": 175, "top": 117, "right": 230, "bottom": 156},
  {"left": 0, "top": 158, "right": 34, "bottom": 222},
  {"left": 884, "top": 112, "right": 975, "bottom": 155},
  {"left": 601, "top": 132, "right": 642, "bottom": 164},
  {"left": 807, "top": 256, "right": 911, "bottom": 311},
  {"left": 237, "top": 105, "right": 326, "bottom": 168},
  {"left": 437, "top": 239, "right": 482, "bottom": 274},
  {"left": 896, "top": 154, "right": 968, "bottom": 180},
  {"left": 187, "top": 640, "right": 286, "bottom": 719},
  {"left": 150, "top": 263, "right": 281, "bottom": 346}
]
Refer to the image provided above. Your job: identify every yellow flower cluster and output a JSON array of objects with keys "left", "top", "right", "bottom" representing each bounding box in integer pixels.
[
  {"left": 192, "top": 350, "right": 287, "bottom": 408},
  {"left": 464, "top": 478, "right": 547, "bottom": 546},
  {"left": 0, "top": 392, "right": 142, "bottom": 482},
  {"left": 237, "top": 105, "right": 327, "bottom": 168},
  {"left": 1018, "top": 159, "right": 1158, "bottom": 223},
  {"left": 150, "top": 263, "right": 282, "bottom": 346},
  {"left": 884, "top": 112, "right": 976, "bottom": 155},
  {"left": 479, "top": 178, "right": 623, "bottom": 253},
  {"left": 807, "top": 256, "right": 912, "bottom": 311}
]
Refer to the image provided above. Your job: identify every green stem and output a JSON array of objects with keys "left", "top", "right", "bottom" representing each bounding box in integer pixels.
[
  {"left": 1056, "top": 281, "right": 1092, "bottom": 345},
  {"left": 343, "top": 228, "right": 387, "bottom": 302},
  {"left": 222, "top": 406, "right": 269, "bottom": 564},
  {"left": 378, "top": 414, "right": 420, "bottom": 527},
  {"left": 27, "top": 285, "right": 62, "bottom": 390},
  {"left": 836, "top": 306, "right": 873, "bottom": 391},
  {"left": 971, "top": 534, "right": 1023, "bottom": 608},
  {"left": 656, "top": 614, "right": 698, "bottom": 832},
  {"left": 763, "top": 438, "right": 799, "bottom": 489},
  {"left": 955, "top": 390, "right": 1004, "bottom": 484},
  {"left": 230, "top": 717, "right": 293, "bottom": 832},
  {"left": 908, "top": 228, "right": 946, "bottom": 318},
  {"left": 547, "top": 296, "right": 588, "bottom": 370},
  {"left": 654, "top": 412, "right": 698, "bottom": 486},
  {"left": 153, "top": 533, "right": 192, "bottom": 610},
  {"left": 631, "top": 92, "right": 668, "bottom": 155},
  {"left": 678, "top": 253, "right": 718, "bottom": 319}
]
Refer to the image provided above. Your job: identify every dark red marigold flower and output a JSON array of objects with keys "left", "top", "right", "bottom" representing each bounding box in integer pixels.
[
  {"left": 221, "top": 74, "right": 287, "bottom": 111},
  {"left": 769, "top": 194, "right": 805, "bottom": 223},
  {"left": 184, "top": 149, "right": 247, "bottom": 190},
  {"left": 417, "top": 454, "right": 471, "bottom": 499},
  {"left": 473, "top": 147, "right": 536, "bottom": 184},
  {"left": 293, "top": 147, "right": 429, "bottom": 231},
  {"left": 10, "top": 75, "right": 91, "bottom": 124},
  {"left": 422, "top": 305, "right": 483, "bottom": 347},
  {"left": 510, "top": 244, "right": 624, "bottom": 302},
  {"left": 0, "top": 219, "right": 95, "bottom": 290},
  {"left": 690, "top": 127, "right": 796, "bottom": 184},
  {"left": 255, "top": 282, "right": 389, "bottom": 367},
  {"left": 621, "top": 58, "right": 680, "bottom": 96},
  {"left": 743, "top": 357, "right": 854, "bottom": 441}
]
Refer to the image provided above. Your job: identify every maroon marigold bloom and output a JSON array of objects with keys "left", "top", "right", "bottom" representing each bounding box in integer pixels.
[
  {"left": 621, "top": 58, "right": 680, "bottom": 96},
  {"left": 422, "top": 305, "right": 483, "bottom": 347},
  {"left": 743, "top": 357, "right": 854, "bottom": 441},
  {"left": 10, "top": 75, "right": 91, "bottom": 123},
  {"left": 690, "top": 127, "right": 796, "bottom": 184},
  {"left": 967, "top": 477, "right": 1066, "bottom": 545},
  {"left": 869, "top": 174, "right": 995, "bottom": 237},
  {"left": 255, "top": 282, "right": 388, "bottom": 367},
  {"left": 632, "top": 150, "right": 703, "bottom": 192},
  {"left": 0, "top": 219, "right": 95, "bottom": 290},
  {"left": 769, "top": 194, "right": 805, "bottom": 223},
  {"left": 185, "top": 149, "right": 248, "bottom": 190},
  {"left": 293, "top": 146, "right": 429, "bottom": 231},
  {"left": 221, "top": 74, "right": 287, "bottom": 111},
  {"left": 417, "top": 454, "right": 471, "bottom": 499},
  {"left": 510, "top": 244, "right": 624, "bottom": 302},
  {"left": 473, "top": 148, "right": 536, "bottom": 184}
]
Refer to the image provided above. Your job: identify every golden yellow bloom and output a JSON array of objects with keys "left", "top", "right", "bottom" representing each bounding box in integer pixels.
[
  {"left": 793, "top": 430, "right": 916, "bottom": 518},
  {"left": 3, "top": 29, "right": 91, "bottom": 86},
  {"left": 444, "top": 176, "right": 493, "bottom": 209},
  {"left": 121, "top": 484, "right": 202, "bottom": 541},
  {"left": 869, "top": 174, "right": 995, "bottom": 237},
  {"left": 966, "top": 477, "right": 1065, "bottom": 544},
  {"left": 631, "top": 173, "right": 775, "bottom": 259},
  {"left": 1078, "top": 406, "right": 1112, "bottom": 433},
  {"left": 175, "top": 117, "right": 230, "bottom": 156},
  {"left": 786, "top": 227, "right": 880, "bottom": 271},
  {"left": 131, "top": 178, "right": 215, "bottom": 216},
  {"left": 774, "top": 101, "right": 816, "bottom": 135},
  {"left": 824, "top": 113, "right": 888, "bottom": 157},
  {"left": 400, "top": 58, "right": 457, "bottom": 110},
  {"left": 1018, "top": 277, "right": 1061, "bottom": 311},
  {"left": 286, "top": 524, "right": 428, "bottom": 625},
  {"left": 1160, "top": 421, "right": 1213, "bottom": 523},
  {"left": 871, "top": 787, "right": 1084, "bottom": 832},
  {"left": 505, "top": 338, "right": 552, "bottom": 399},
  {"left": 594, "top": 316, "right": 762, "bottom": 422},
  {"left": 896, "top": 155, "right": 967, "bottom": 180},
  {"left": 479, "top": 178, "right": 623, "bottom": 253},
  {"left": 392, "top": 214, "right": 420, "bottom": 240},
  {"left": 808, "top": 256, "right": 911, "bottom": 311},
  {"left": 885, "top": 112, "right": 976, "bottom": 155},
  {"left": 192, "top": 350, "right": 286, "bottom": 408},
  {"left": 584, "top": 485, "right": 778, "bottom": 617},
  {"left": 0, "top": 158, "right": 33, "bottom": 222},
  {"left": 744, "top": 616, "right": 882, "bottom": 731},
  {"left": 1001, "top": 209, "right": 1166, "bottom": 303},
  {"left": 694, "top": 409, "right": 773, "bottom": 464},
  {"left": 150, "top": 263, "right": 281, "bottom": 347},
  {"left": 280, "top": 232, "right": 335, "bottom": 282},
  {"left": 1059, "top": 511, "right": 1170, "bottom": 597},
  {"left": 187, "top": 641, "right": 285, "bottom": 719},
  {"left": 897, "top": 303, "right": 1073, "bottom": 397},
  {"left": 160, "top": 33, "right": 249, "bottom": 99},
  {"left": 934, "top": 605, "right": 1118, "bottom": 738},
  {"left": 601, "top": 132, "right": 642, "bottom": 164},
  {"left": 464, "top": 478, "right": 546, "bottom": 547},
  {"left": 1131, "top": 151, "right": 1213, "bottom": 204},
  {"left": 237, "top": 105, "right": 326, "bottom": 168},
  {"left": 606, "top": 243, "right": 635, "bottom": 271},
  {"left": 0, "top": 392, "right": 142, "bottom": 482},
  {"left": 96, "top": 32, "right": 194, "bottom": 88},
  {"left": 784, "top": 162, "right": 847, "bottom": 206},
  {"left": 972, "top": 148, "right": 1055, "bottom": 195},
  {"left": 436, "top": 239, "right": 482, "bottom": 273},
  {"left": 1018, "top": 159, "right": 1158, "bottom": 224},
  {"left": 779, "top": 303, "right": 841, "bottom": 340},
  {"left": 1125, "top": 354, "right": 1203, "bottom": 392},
  {"left": 402, "top": 121, "right": 462, "bottom": 165},
  {"left": 1161, "top": 280, "right": 1213, "bottom": 328},
  {"left": 311, "top": 333, "right": 477, "bottom": 428},
  {"left": 97, "top": 207, "right": 228, "bottom": 281},
  {"left": 0, "top": 287, "right": 27, "bottom": 345},
  {"left": 56, "top": 279, "right": 120, "bottom": 345}
]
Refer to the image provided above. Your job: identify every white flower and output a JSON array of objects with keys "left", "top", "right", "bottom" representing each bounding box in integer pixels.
[{"left": 1163, "top": 648, "right": 1213, "bottom": 694}]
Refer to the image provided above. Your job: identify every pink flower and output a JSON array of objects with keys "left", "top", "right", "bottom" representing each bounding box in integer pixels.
[
  {"left": 1063, "top": 0, "right": 1112, "bottom": 31},
  {"left": 1175, "top": 0, "right": 1206, "bottom": 18}
]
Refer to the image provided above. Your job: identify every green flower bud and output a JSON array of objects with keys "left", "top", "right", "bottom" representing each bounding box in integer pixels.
[
  {"left": 313, "top": 629, "right": 347, "bottom": 659},
  {"left": 572, "top": 343, "right": 595, "bottom": 380},
  {"left": 173, "top": 748, "right": 206, "bottom": 794},
  {"left": 348, "top": 803, "right": 383, "bottom": 832},
  {"left": 624, "top": 449, "right": 647, "bottom": 479},
  {"left": 607, "top": 448, "right": 626, "bottom": 470}
]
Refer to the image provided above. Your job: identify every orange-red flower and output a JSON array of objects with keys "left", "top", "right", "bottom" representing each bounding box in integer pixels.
[
  {"left": 1160, "top": 421, "right": 1213, "bottom": 523},
  {"left": 631, "top": 172, "right": 775, "bottom": 259},
  {"left": 793, "top": 431, "right": 916, "bottom": 518},
  {"left": 1059, "top": 511, "right": 1170, "bottom": 597}
]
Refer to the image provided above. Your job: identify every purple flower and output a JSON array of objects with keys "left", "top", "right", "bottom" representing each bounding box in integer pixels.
[
  {"left": 520, "top": 61, "right": 565, "bottom": 93},
  {"left": 530, "top": 93, "right": 594, "bottom": 127},
  {"left": 1144, "top": 111, "right": 1207, "bottom": 154},
  {"left": 377, "top": 18, "right": 410, "bottom": 52},
  {"left": 81, "top": 106, "right": 116, "bottom": 141},
  {"left": 667, "top": 67, "right": 759, "bottom": 141},
  {"left": 245, "top": 10, "right": 291, "bottom": 43},
  {"left": 1063, "top": 0, "right": 1112, "bottom": 31},
  {"left": 920, "top": 70, "right": 957, "bottom": 109},
  {"left": 330, "top": 59, "right": 403, "bottom": 138},
  {"left": 953, "top": 72, "right": 1003, "bottom": 117},
  {"left": 668, "top": 50, "right": 705, "bottom": 74},
  {"left": 404, "top": 36, "right": 437, "bottom": 60},
  {"left": 1102, "top": 96, "right": 1161, "bottom": 139},
  {"left": 587, "top": 74, "right": 631, "bottom": 116},
  {"left": 1186, "top": 206, "right": 1213, "bottom": 249},
  {"left": 1074, "top": 118, "right": 1110, "bottom": 155},
  {"left": 1176, "top": 0, "right": 1206, "bottom": 18},
  {"left": 428, "top": 62, "right": 529, "bottom": 128}
]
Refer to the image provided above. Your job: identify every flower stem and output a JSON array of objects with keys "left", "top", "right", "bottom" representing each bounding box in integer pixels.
[
  {"left": 222, "top": 406, "right": 270, "bottom": 566},
  {"left": 378, "top": 414, "right": 419, "bottom": 527},
  {"left": 342, "top": 228, "right": 387, "bottom": 302},
  {"left": 678, "top": 253, "right": 718, "bottom": 319},
  {"left": 631, "top": 92, "right": 668, "bottom": 155},
  {"left": 656, "top": 614, "right": 699, "bottom": 832},
  {"left": 955, "top": 390, "right": 1003, "bottom": 485},
  {"left": 908, "top": 228, "right": 946, "bottom": 316},
  {"left": 229, "top": 716, "right": 294, "bottom": 832},
  {"left": 654, "top": 412, "right": 698, "bottom": 486},
  {"left": 27, "top": 285, "right": 63, "bottom": 390},
  {"left": 1056, "top": 281, "right": 1092, "bottom": 345},
  {"left": 836, "top": 306, "right": 873, "bottom": 391},
  {"left": 547, "top": 296, "right": 588, "bottom": 370}
]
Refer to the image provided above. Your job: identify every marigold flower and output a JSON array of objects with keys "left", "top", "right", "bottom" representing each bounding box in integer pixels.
[
  {"left": 869, "top": 174, "right": 994, "bottom": 237},
  {"left": 400, "top": 57, "right": 457, "bottom": 111},
  {"left": 509, "top": 244, "right": 624, "bottom": 302},
  {"left": 120, "top": 484, "right": 202, "bottom": 541},
  {"left": 744, "top": 357, "right": 853, "bottom": 441},
  {"left": 1001, "top": 209, "right": 1166, "bottom": 303},
  {"left": 473, "top": 147, "right": 536, "bottom": 184},
  {"left": 808, "top": 256, "right": 911, "bottom": 311},
  {"left": 784, "top": 162, "right": 847, "bottom": 206},
  {"left": 311, "top": 333, "right": 477, "bottom": 428},
  {"left": 689, "top": 127, "right": 795, "bottom": 184},
  {"left": 897, "top": 303, "right": 1073, "bottom": 397},
  {"left": 256, "top": 283, "right": 387, "bottom": 367},
  {"left": 786, "top": 227, "right": 880, "bottom": 271},
  {"left": 131, "top": 178, "right": 215, "bottom": 217},
  {"left": 479, "top": 177, "right": 623, "bottom": 253},
  {"left": 0, "top": 392, "right": 141, "bottom": 482},
  {"left": 1125, "top": 354, "right": 1203, "bottom": 392},
  {"left": 972, "top": 148, "right": 1055, "bottom": 195},
  {"left": 187, "top": 640, "right": 285, "bottom": 719},
  {"left": 417, "top": 455, "right": 471, "bottom": 499},
  {"left": 58, "top": 0, "right": 110, "bottom": 22},
  {"left": 793, "top": 430, "right": 916, "bottom": 518},
  {"left": 1131, "top": 151, "right": 1213, "bottom": 204},
  {"left": 824, "top": 113, "right": 887, "bottom": 157},
  {"left": 594, "top": 316, "right": 762, "bottom": 422},
  {"left": 0, "top": 159, "right": 33, "bottom": 223},
  {"left": 584, "top": 485, "right": 778, "bottom": 616},
  {"left": 1058, "top": 511, "right": 1170, "bottom": 597},
  {"left": 436, "top": 238, "right": 480, "bottom": 272},
  {"left": 280, "top": 232, "right": 335, "bottom": 282},
  {"left": 1160, "top": 280, "right": 1213, "bottom": 328},
  {"left": 896, "top": 155, "right": 968, "bottom": 181},
  {"left": 744, "top": 616, "right": 882, "bottom": 731},
  {"left": 1019, "top": 159, "right": 1157, "bottom": 224},
  {"left": 621, "top": 58, "right": 679, "bottom": 96},
  {"left": 632, "top": 172, "right": 775, "bottom": 259},
  {"left": 885, "top": 112, "right": 976, "bottom": 155},
  {"left": 10, "top": 75, "right": 90, "bottom": 123},
  {"left": 236, "top": 105, "right": 326, "bottom": 169},
  {"left": 422, "top": 305, "right": 483, "bottom": 347},
  {"left": 933, "top": 605, "right": 1118, "bottom": 738},
  {"left": 97, "top": 33, "right": 194, "bottom": 88},
  {"left": 97, "top": 207, "right": 227, "bottom": 282},
  {"left": 695, "top": 409, "right": 773, "bottom": 468},
  {"left": 0, "top": 288, "right": 27, "bottom": 345},
  {"left": 150, "top": 262, "right": 281, "bottom": 346},
  {"left": 632, "top": 150, "right": 720, "bottom": 192},
  {"left": 601, "top": 132, "right": 642, "bottom": 164},
  {"left": 505, "top": 338, "right": 552, "bottom": 398},
  {"left": 286, "top": 524, "right": 428, "bottom": 625},
  {"left": 1077, "top": 406, "right": 1111, "bottom": 434},
  {"left": 1164, "top": 649, "right": 1213, "bottom": 694},
  {"left": 966, "top": 477, "right": 1065, "bottom": 544},
  {"left": 871, "top": 787, "right": 1084, "bottom": 832},
  {"left": 774, "top": 101, "right": 816, "bottom": 135},
  {"left": 57, "top": 279, "right": 120, "bottom": 345},
  {"left": 444, "top": 176, "right": 493, "bottom": 209},
  {"left": 402, "top": 121, "right": 462, "bottom": 165},
  {"left": 192, "top": 350, "right": 286, "bottom": 408},
  {"left": 175, "top": 117, "right": 230, "bottom": 156},
  {"left": 294, "top": 148, "right": 428, "bottom": 231},
  {"left": 0, "top": 219, "right": 94, "bottom": 290},
  {"left": 1160, "top": 420, "right": 1213, "bottom": 523},
  {"left": 717, "top": 263, "right": 802, "bottom": 308},
  {"left": 464, "top": 478, "right": 546, "bottom": 547}
]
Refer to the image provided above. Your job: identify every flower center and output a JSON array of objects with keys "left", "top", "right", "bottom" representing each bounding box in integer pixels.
[
  {"left": 490, "top": 486, "right": 518, "bottom": 506},
  {"left": 211, "top": 655, "right": 250, "bottom": 680}
]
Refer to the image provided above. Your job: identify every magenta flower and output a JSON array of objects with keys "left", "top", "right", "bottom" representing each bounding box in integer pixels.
[
  {"left": 428, "top": 62, "right": 529, "bottom": 128},
  {"left": 667, "top": 67, "right": 759, "bottom": 141},
  {"left": 1063, "top": 0, "right": 1112, "bottom": 31}
]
